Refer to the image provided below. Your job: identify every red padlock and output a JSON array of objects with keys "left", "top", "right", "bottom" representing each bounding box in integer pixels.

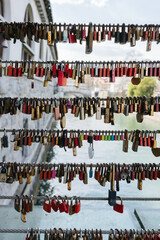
[
  {"left": 43, "top": 166, "right": 48, "bottom": 180},
  {"left": 68, "top": 27, "right": 77, "bottom": 43},
  {"left": 91, "top": 64, "right": 94, "bottom": 77},
  {"left": 148, "top": 63, "right": 153, "bottom": 76},
  {"left": 25, "top": 196, "right": 30, "bottom": 213},
  {"left": 147, "top": 135, "right": 151, "bottom": 147},
  {"left": 8, "top": 65, "right": 13, "bottom": 76},
  {"left": 40, "top": 67, "right": 44, "bottom": 77},
  {"left": 113, "top": 197, "right": 124, "bottom": 213},
  {"left": 51, "top": 197, "right": 59, "bottom": 212},
  {"left": 149, "top": 166, "right": 153, "bottom": 180},
  {"left": 127, "top": 64, "right": 133, "bottom": 77},
  {"left": 115, "top": 64, "right": 120, "bottom": 77},
  {"left": 75, "top": 198, "right": 81, "bottom": 213},
  {"left": 119, "top": 65, "right": 123, "bottom": 77},
  {"left": 82, "top": 25, "right": 86, "bottom": 40},
  {"left": 94, "top": 165, "right": 100, "bottom": 181},
  {"left": 59, "top": 197, "right": 67, "bottom": 213},
  {"left": 48, "top": 166, "right": 52, "bottom": 180},
  {"left": 28, "top": 135, "right": 32, "bottom": 146},
  {"left": 102, "top": 64, "right": 106, "bottom": 77},
  {"left": 51, "top": 135, "right": 55, "bottom": 147},
  {"left": 94, "top": 135, "right": 98, "bottom": 141},
  {"left": 18, "top": 66, "right": 22, "bottom": 77},
  {"left": 22, "top": 102, "right": 28, "bottom": 114},
  {"left": 153, "top": 164, "right": 157, "bottom": 180},
  {"left": 123, "top": 64, "right": 127, "bottom": 76},
  {"left": 43, "top": 197, "right": 51, "bottom": 213},
  {"left": 74, "top": 137, "right": 78, "bottom": 147},
  {"left": 139, "top": 135, "right": 143, "bottom": 146},
  {"left": 71, "top": 105, "right": 76, "bottom": 114},
  {"left": 106, "top": 64, "right": 110, "bottom": 77},
  {"left": 141, "top": 167, "right": 145, "bottom": 180},
  {"left": 64, "top": 64, "right": 69, "bottom": 78},
  {"left": 27, "top": 104, "right": 31, "bottom": 114},
  {"left": 58, "top": 70, "right": 64, "bottom": 86},
  {"left": 53, "top": 64, "right": 57, "bottom": 78},
  {"left": 79, "top": 165, "right": 84, "bottom": 180},
  {"left": 131, "top": 169, "right": 135, "bottom": 180},
  {"left": 84, "top": 134, "right": 88, "bottom": 140},
  {"left": 98, "top": 65, "right": 102, "bottom": 77},
  {"left": 13, "top": 67, "right": 18, "bottom": 77}
]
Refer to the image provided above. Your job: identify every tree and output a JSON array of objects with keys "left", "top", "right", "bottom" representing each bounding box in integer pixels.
[{"left": 128, "top": 77, "right": 156, "bottom": 97}]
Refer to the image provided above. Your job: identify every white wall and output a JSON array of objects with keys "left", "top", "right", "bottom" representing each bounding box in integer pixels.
[{"left": 2, "top": 0, "right": 56, "bottom": 61}]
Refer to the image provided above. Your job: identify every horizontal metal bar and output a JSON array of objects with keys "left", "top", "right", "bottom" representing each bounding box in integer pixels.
[
  {"left": 0, "top": 129, "right": 160, "bottom": 134},
  {"left": 1, "top": 60, "right": 160, "bottom": 65},
  {"left": 0, "top": 228, "right": 159, "bottom": 234},
  {"left": 1, "top": 22, "right": 160, "bottom": 28},
  {"left": 1, "top": 162, "right": 160, "bottom": 168},
  {"left": 0, "top": 195, "right": 160, "bottom": 201},
  {"left": 0, "top": 96, "right": 159, "bottom": 101}
]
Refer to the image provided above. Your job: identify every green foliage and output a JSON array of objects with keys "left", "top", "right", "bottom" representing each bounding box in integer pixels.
[{"left": 128, "top": 77, "right": 156, "bottom": 97}]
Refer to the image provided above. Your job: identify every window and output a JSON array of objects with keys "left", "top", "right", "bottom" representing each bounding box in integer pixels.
[{"left": 22, "top": 4, "right": 34, "bottom": 61}]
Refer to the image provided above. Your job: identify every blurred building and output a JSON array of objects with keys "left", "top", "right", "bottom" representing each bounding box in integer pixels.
[
  {"left": 0, "top": 0, "right": 57, "bottom": 61},
  {"left": 0, "top": 0, "right": 58, "bottom": 203}
]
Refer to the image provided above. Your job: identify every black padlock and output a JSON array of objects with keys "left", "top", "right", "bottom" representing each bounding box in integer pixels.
[
  {"left": 108, "top": 163, "right": 116, "bottom": 206},
  {"left": 1, "top": 129, "right": 8, "bottom": 148},
  {"left": 88, "top": 132, "right": 93, "bottom": 144}
]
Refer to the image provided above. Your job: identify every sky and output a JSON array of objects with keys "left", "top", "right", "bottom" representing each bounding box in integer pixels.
[{"left": 50, "top": 0, "right": 160, "bottom": 61}]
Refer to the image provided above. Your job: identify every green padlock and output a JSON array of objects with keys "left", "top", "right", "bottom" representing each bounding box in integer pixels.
[
  {"left": 101, "top": 131, "right": 105, "bottom": 141},
  {"left": 117, "top": 131, "right": 120, "bottom": 141},
  {"left": 80, "top": 133, "right": 84, "bottom": 141},
  {"left": 107, "top": 131, "right": 111, "bottom": 141}
]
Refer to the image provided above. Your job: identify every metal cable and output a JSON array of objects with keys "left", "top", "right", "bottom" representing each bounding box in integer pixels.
[
  {"left": 0, "top": 129, "right": 160, "bottom": 134},
  {"left": 1, "top": 60, "right": 160, "bottom": 64},
  {"left": 1, "top": 162, "right": 160, "bottom": 168},
  {"left": 0, "top": 228, "right": 160, "bottom": 234},
  {"left": 1, "top": 22, "right": 160, "bottom": 28},
  {"left": 0, "top": 228, "right": 159, "bottom": 234},
  {"left": 0, "top": 195, "right": 160, "bottom": 201},
  {"left": 0, "top": 96, "right": 159, "bottom": 101}
]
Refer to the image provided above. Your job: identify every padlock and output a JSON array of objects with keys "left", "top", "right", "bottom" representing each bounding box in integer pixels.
[
  {"left": 89, "top": 164, "right": 93, "bottom": 178},
  {"left": 1, "top": 129, "right": 8, "bottom": 148},
  {"left": 120, "top": 168, "right": 128, "bottom": 180},
  {"left": 113, "top": 196, "right": 124, "bottom": 213},
  {"left": 14, "top": 195, "right": 20, "bottom": 212},
  {"left": 59, "top": 197, "right": 67, "bottom": 213},
  {"left": 65, "top": 198, "right": 70, "bottom": 214},
  {"left": 75, "top": 198, "right": 81, "bottom": 213},
  {"left": 0, "top": 161, "right": 6, "bottom": 182},
  {"left": 21, "top": 209, "right": 27, "bottom": 223},
  {"left": 69, "top": 198, "right": 75, "bottom": 215},
  {"left": 51, "top": 197, "right": 59, "bottom": 212},
  {"left": 108, "top": 164, "right": 116, "bottom": 206},
  {"left": 43, "top": 196, "right": 51, "bottom": 213}
]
